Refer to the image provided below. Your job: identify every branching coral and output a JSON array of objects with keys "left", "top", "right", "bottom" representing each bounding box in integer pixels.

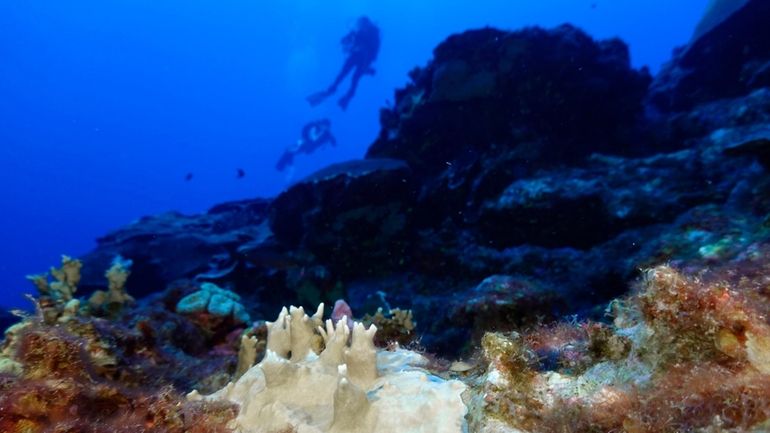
[
  {"left": 363, "top": 306, "right": 417, "bottom": 347},
  {"left": 25, "top": 255, "right": 136, "bottom": 322},
  {"left": 26, "top": 255, "right": 82, "bottom": 305},
  {"left": 235, "top": 334, "right": 259, "bottom": 379},
  {"left": 26, "top": 256, "right": 84, "bottom": 324},
  {"left": 190, "top": 303, "right": 468, "bottom": 433},
  {"left": 88, "top": 255, "right": 135, "bottom": 316}
]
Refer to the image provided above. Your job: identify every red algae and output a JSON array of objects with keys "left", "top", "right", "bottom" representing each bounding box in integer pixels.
[
  {"left": 5, "top": 251, "right": 770, "bottom": 433},
  {"left": 637, "top": 265, "right": 770, "bottom": 370},
  {"left": 0, "top": 258, "right": 243, "bottom": 433},
  {"left": 472, "top": 261, "right": 770, "bottom": 433},
  {"left": 627, "top": 364, "right": 770, "bottom": 432},
  {"left": 0, "top": 317, "right": 237, "bottom": 433}
]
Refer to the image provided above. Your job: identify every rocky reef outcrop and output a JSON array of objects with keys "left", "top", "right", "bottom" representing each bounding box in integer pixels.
[
  {"left": 650, "top": 0, "right": 770, "bottom": 112},
  {"left": 76, "top": 15, "right": 770, "bottom": 358},
  {"left": 78, "top": 199, "right": 272, "bottom": 300},
  {"left": 368, "top": 24, "right": 655, "bottom": 175},
  {"left": 7, "top": 3, "right": 770, "bottom": 431}
]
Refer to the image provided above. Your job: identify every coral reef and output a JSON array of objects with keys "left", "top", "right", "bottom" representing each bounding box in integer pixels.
[
  {"left": 468, "top": 264, "right": 770, "bottom": 433},
  {"left": 191, "top": 303, "right": 467, "bottom": 433},
  {"left": 87, "top": 255, "right": 135, "bottom": 317},
  {"left": 75, "top": 16, "right": 770, "bottom": 356},
  {"left": 363, "top": 306, "right": 416, "bottom": 347},
  {"left": 0, "top": 257, "right": 263, "bottom": 432},
  {"left": 27, "top": 255, "right": 82, "bottom": 302},
  {"left": 177, "top": 282, "right": 251, "bottom": 330},
  {"left": 5, "top": 3, "right": 770, "bottom": 431},
  {"left": 0, "top": 314, "right": 237, "bottom": 433}
]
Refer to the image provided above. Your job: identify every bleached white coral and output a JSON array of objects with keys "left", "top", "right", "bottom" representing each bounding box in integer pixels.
[{"left": 189, "top": 303, "right": 467, "bottom": 433}]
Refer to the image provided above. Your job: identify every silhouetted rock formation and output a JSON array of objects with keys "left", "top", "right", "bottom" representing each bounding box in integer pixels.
[
  {"left": 650, "top": 0, "right": 770, "bottom": 111},
  {"left": 79, "top": 19, "right": 770, "bottom": 355}
]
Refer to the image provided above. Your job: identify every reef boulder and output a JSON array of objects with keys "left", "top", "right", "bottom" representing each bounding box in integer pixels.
[
  {"left": 650, "top": 0, "right": 770, "bottom": 111},
  {"left": 368, "top": 24, "right": 654, "bottom": 178},
  {"left": 269, "top": 159, "right": 416, "bottom": 279},
  {"left": 78, "top": 199, "right": 272, "bottom": 298}
]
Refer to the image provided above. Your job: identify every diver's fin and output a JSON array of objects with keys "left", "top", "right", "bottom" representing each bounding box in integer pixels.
[
  {"left": 307, "top": 90, "right": 332, "bottom": 107},
  {"left": 338, "top": 95, "right": 352, "bottom": 111},
  {"left": 284, "top": 165, "right": 296, "bottom": 183},
  {"left": 276, "top": 152, "right": 295, "bottom": 172}
]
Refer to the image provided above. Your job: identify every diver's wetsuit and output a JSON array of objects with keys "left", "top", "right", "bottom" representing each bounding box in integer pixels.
[
  {"left": 276, "top": 119, "right": 337, "bottom": 172},
  {"left": 307, "top": 17, "right": 380, "bottom": 110}
]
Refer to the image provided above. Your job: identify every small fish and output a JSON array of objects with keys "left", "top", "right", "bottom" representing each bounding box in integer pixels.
[
  {"left": 184, "top": 173, "right": 194, "bottom": 181},
  {"left": 331, "top": 299, "right": 355, "bottom": 331},
  {"left": 449, "top": 361, "right": 475, "bottom": 373},
  {"left": 236, "top": 168, "right": 246, "bottom": 179}
]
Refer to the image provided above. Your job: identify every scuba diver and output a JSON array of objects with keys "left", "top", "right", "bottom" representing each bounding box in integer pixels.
[
  {"left": 276, "top": 119, "right": 337, "bottom": 172},
  {"left": 307, "top": 16, "right": 380, "bottom": 110}
]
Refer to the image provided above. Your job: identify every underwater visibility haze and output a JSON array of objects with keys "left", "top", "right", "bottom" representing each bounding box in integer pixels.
[
  {"left": 7, "top": 1, "right": 770, "bottom": 432},
  {"left": 1, "top": 0, "right": 705, "bottom": 309}
]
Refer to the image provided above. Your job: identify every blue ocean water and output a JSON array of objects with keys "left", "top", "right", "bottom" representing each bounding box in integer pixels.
[{"left": 0, "top": 0, "right": 707, "bottom": 310}]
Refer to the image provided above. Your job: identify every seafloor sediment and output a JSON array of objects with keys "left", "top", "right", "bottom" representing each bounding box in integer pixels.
[{"left": 3, "top": 1, "right": 770, "bottom": 432}]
